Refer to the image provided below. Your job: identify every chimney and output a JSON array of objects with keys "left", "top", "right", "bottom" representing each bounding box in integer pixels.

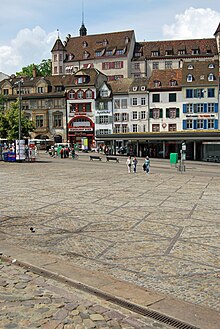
[{"left": 32, "top": 65, "right": 37, "bottom": 78}]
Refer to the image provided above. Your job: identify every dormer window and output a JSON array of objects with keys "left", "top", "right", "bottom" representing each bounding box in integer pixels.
[
  {"left": 83, "top": 41, "right": 88, "bottom": 48},
  {"left": 95, "top": 51, "right": 102, "bottom": 57},
  {"left": 106, "top": 50, "right": 113, "bottom": 56},
  {"left": 125, "top": 36, "right": 130, "bottom": 44},
  {"left": 165, "top": 49, "right": 173, "bottom": 56},
  {"left": 170, "top": 80, "right": 177, "bottom": 86},
  {"left": 141, "top": 86, "right": 146, "bottom": 91},
  {"left": 200, "top": 75, "right": 205, "bottom": 80},
  {"left": 151, "top": 51, "right": 159, "bottom": 56},
  {"left": 154, "top": 80, "right": 161, "bottom": 87},
  {"left": 83, "top": 51, "right": 90, "bottom": 59},
  {"left": 133, "top": 86, "right": 138, "bottom": 91},
  {"left": 187, "top": 74, "right": 193, "bottom": 82},
  {"left": 116, "top": 49, "right": 124, "bottom": 55},
  {"left": 192, "top": 48, "right": 200, "bottom": 55},
  {"left": 76, "top": 76, "right": 87, "bottom": 84},
  {"left": 208, "top": 63, "right": 215, "bottom": 69},
  {"left": 68, "top": 54, "right": 74, "bottom": 60},
  {"left": 188, "top": 64, "right": 194, "bottom": 69},
  {"left": 208, "top": 73, "right": 214, "bottom": 81},
  {"left": 178, "top": 49, "right": 186, "bottom": 55},
  {"left": 103, "top": 39, "right": 108, "bottom": 46}
]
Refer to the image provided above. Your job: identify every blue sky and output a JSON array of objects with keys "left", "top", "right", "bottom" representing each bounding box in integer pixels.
[{"left": 0, "top": 0, "right": 220, "bottom": 75}]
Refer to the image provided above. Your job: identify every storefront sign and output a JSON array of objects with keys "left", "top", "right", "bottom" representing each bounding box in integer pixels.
[{"left": 69, "top": 127, "right": 93, "bottom": 132}]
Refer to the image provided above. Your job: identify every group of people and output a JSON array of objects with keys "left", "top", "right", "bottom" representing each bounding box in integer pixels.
[{"left": 126, "top": 155, "right": 150, "bottom": 174}]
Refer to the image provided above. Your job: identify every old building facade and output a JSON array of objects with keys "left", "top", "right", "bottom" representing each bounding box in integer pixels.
[{"left": 0, "top": 21, "right": 220, "bottom": 160}]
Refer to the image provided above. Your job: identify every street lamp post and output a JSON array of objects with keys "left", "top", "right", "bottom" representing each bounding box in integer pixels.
[{"left": 15, "top": 79, "right": 23, "bottom": 161}]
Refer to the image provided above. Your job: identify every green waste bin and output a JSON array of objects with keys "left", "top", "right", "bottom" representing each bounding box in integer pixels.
[{"left": 170, "top": 153, "right": 178, "bottom": 165}]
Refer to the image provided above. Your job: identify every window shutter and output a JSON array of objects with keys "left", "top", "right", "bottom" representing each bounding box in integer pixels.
[
  {"left": 121, "top": 61, "right": 124, "bottom": 68},
  {"left": 214, "top": 103, "right": 218, "bottom": 113},
  {"left": 176, "top": 108, "right": 180, "bottom": 117},
  {"left": 150, "top": 109, "right": 153, "bottom": 118},
  {"left": 183, "top": 104, "right": 187, "bottom": 113},
  {"left": 193, "top": 120, "right": 197, "bottom": 129},
  {"left": 166, "top": 108, "right": 169, "bottom": 118},
  {"left": 160, "top": 109, "right": 163, "bottom": 118},
  {"left": 204, "top": 104, "right": 207, "bottom": 113},
  {"left": 96, "top": 117, "right": 99, "bottom": 124},
  {"left": 204, "top": 120, "right": 207, "bottom": 129},
  {"left": 214, "top": 119, "right": 218, "bottom": 129},
  {"left": 183, "top": 120, "right": 187, "bottom": 130},
  {"left": 109, "top": 116, "right": 113, "bottom": 123}
]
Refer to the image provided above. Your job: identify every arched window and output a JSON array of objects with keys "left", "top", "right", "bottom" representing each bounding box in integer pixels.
[
  {"left": 187, "top": 74, "right": 193, "bottom": 82},
  {"left": 208, "top": 73, "right": 214, "bottom": 81},
  {"left": 86, "top": 89, "right": 93, "bottom": 99},
  {"left": 77, "top": 90, "right": 84, "bottom": 99},
  {"left": 68, "top": 90, "right": 75, "bottom": 99},
  {"left": 187, "top": 64, "right": 194, "bottom": 70}
]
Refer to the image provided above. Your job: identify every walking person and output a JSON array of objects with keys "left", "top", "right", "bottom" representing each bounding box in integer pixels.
[
  {"left": 144, "top": 156, "right": 150, "bottom": 174},
  {"left": 126, "top": 156, "right": 132, "bottom": 173},
  {"left": 132, "top": 156, "right": 138, "bottom": 173}
]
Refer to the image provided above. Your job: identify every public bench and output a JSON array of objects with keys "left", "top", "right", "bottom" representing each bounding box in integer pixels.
[
  {"left": 90, "top": 155, "right": 102, "bottom": 161},
  {"left": 106, "top": 156, "right": 119, "bottom": 163}
]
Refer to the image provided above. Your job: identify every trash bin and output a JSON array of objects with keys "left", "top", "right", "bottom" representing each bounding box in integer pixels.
[
  {"left": 170, "top": 153, "right": 178, "bottom": 165},
  {"left": 7, "top": 151, "right": 16, "bottom": 162},
  {"left": 3, "top": 152, "right": 8, "bottom": 162}
]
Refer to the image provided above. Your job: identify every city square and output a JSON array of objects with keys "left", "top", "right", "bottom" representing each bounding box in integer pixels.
[{"left": 0, "top": 153, "right": 220, "bottom": 328}]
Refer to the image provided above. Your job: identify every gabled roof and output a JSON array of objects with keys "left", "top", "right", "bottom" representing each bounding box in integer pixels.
[
  {"left": 139, "top": 38, "right": 217, "bottom": 59},
  {"left": 148, "top": 69, "right": 182, "bottom": 89},
  {"left": 51, "top": 37, "right": 65, "bottom": 52},
  {"left": 64, "top": 30, "right": 135, "bottom": 61}
]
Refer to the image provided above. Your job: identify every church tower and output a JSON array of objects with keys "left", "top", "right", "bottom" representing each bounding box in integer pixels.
[{"left": 51, "top": 31, "right": 66, "bottom": 76}]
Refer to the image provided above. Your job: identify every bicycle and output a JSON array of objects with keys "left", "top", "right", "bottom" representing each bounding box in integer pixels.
[{"left": 71, "top": 153, "right": 79, "bottom": 160}]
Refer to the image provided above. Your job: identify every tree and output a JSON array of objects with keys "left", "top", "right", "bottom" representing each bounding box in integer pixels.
[
  {"left": 16, "top": 59, "right": 52, "bottom": 77},
  {"left": 0, "top": 100, "right": 35, "bottom": 140}
]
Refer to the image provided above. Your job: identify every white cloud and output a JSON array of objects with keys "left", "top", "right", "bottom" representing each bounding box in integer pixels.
[
  {"left": 0, "top": 26, "right": 57, "bottom": 75},
  {"left": 162, "top": 7, "right": 220, "bottom": 39}
]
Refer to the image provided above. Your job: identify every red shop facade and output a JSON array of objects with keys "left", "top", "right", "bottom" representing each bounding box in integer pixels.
[{"left": 68, "top": 116, "right": 95, "bottom": 149}]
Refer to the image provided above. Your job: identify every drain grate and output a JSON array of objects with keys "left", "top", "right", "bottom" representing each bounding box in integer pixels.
[{"left": 3, "top": 257, "right": 201, "bottom": 329}]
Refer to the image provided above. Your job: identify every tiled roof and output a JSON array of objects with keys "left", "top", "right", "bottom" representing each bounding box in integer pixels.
[
  {"left": 182, "top": 59, "right": 219, "bottom": 86},
  {"left": 148, "top": 69, "right": 182, "bottom": 89},
  {"left": 51, "top": 37, "right": 65, "bottom": 52},
  {"left": 140, "top": 38, "right": 217, "bottom": 59},
  {"left": 108, "top": 78, "right": 133, "bottom": 93},
  {"left": 46, "top": 68, "right": 107, "bottom": 88},
  {"left": 64, "top": 30, "right": 135, "bottom": 61}
]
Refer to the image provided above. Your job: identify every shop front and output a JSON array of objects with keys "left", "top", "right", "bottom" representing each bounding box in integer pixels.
[{"left": 68, "top": 116, "right": 95, "bottom": 150}]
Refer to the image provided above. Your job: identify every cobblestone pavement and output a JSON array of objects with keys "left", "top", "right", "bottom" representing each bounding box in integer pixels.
[
  {"left": 0, "top": 259, "right": 174, "bottom": 329},
  {"left": 0, "top": 153, "right": 220, "bottom": 328}
]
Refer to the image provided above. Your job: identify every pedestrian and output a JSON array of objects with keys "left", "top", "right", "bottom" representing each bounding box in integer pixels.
[
  {"left": 132, "top": 156, "right": 138, "bottom": 173},
  {"left": 126, "top": 156, "right": 132, "bottom": 173},
  {"left": 144, "top": 156, "right": 150, "bottom": 174}
]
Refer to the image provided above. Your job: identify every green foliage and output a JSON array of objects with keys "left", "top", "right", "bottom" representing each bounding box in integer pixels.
[
  {"left": 16, "top": 59, "right": 52, "bottom": 77},
  {"left": 0, "top": 100, "right": 35, "bottom": 139}
]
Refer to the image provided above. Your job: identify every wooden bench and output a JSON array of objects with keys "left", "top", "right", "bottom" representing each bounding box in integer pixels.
[
  {"left": 90, "top": 155, "right": 102, "bottom": 161},
  {"left": 106, "top": 156, "right": 119, "bottom": 163}
]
